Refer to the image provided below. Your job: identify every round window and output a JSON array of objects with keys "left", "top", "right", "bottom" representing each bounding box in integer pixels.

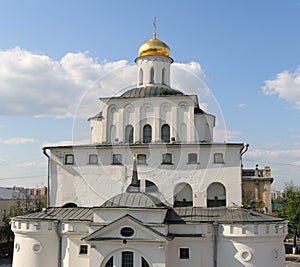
[
  {"left": 120, "top": 227, "right": 134, "bottom": 237},
  {"left": 32, "top": 243, "right": 42, "bottom": 254},
  {"left": 15, "top": 242, "right": 20, "bottom": 252}
]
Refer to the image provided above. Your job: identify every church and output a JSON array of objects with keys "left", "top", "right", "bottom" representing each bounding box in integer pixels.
[{"left": 11, "top": 29, "right": 287, "bottom": 267}]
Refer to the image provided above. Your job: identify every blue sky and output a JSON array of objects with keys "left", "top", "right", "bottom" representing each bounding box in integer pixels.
[{"left": 0, "top": 0, "right": 299, "bottom": 190}]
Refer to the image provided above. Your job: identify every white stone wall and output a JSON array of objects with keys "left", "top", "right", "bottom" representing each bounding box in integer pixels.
[
  {"left": 48, "top": 143, "right": 243, "bottom": 207},
  {"left": 136, "top": 55, "right": 172, "bottom": 87},
  {"left": 12, "top": 221, "right": 58, "bottom": 267},
  {"left": 90, "top": 95, "right": 214, "bottom": 145}
]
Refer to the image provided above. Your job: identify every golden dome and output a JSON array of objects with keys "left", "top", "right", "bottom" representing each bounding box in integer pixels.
[{"left": 138, "top": 33, "right": 170, "bottom": 57}]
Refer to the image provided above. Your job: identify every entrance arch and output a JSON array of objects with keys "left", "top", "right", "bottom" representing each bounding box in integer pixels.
[
  {"left": 101, "top": 249, "right": 151, "bottom": 267},
  {"left": 174, "top": 183, "right": 193, "bottom": 207}
]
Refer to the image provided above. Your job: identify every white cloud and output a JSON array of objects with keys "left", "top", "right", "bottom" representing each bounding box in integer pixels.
[
  {"left": 0, "top": 47, "right": 129, "bottom": 118},
  {"left": 262, "top": 66, "right": 300, "bottom": 108},
  {"left": 238, "top": 103, "right": 247, "bottom": 108},
  {"left": 2, "top": 137, "right": 36, "bottom": 145},
  {"left": 0, "top": 47, "right": 209, "bottom": 119}
]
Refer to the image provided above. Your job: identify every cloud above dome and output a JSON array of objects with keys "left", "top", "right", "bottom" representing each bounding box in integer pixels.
[{"left": 0, "top": 47, "right": 208, "bottom": 118}]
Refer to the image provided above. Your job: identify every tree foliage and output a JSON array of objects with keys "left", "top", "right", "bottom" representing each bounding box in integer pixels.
[
  {"left": 279, "top": 182, "right": 300, "bottom": 232},
  {"left": 0, "top": 195, "right": 47, "bottom": 243}
]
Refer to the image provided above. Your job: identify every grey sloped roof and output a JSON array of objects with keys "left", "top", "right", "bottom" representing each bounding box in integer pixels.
[
  {"left": 13, "top": 205, "right": 284, "bottom": 224},
  {"left": 15, "top": 207, "right": 93, "bottom": 221},
  {"left": 120, "top": 86, "right": 184, "bottom": 98},
  {"left": 166, "top": 207, "right": 285, "bottom": 223},
  {"left": 101, "top": 192, "right": 167, "bottom": 208}
]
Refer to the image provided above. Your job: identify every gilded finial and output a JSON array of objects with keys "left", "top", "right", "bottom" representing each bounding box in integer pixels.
[
  {"left": 153, "top": 17, "right": 157, "bottom": 39},
  {"left": 133, "top": 153, "right": 137, "bottom": 160}
]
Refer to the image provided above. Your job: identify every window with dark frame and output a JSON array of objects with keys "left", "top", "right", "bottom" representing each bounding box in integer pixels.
[
  {"left": 112, "top": 154, "right": 122, "bottom": 165},
  {"left": 65, "top": 154, "right": 74, "bottom": 165},
  {"left": 88, "top": 154, "right": 98, "bottom": 165},
  {"left": 120, "top": 227, "right": 134, "bottom": 237},
  {"left": 179, "top": 248, "right": 190, "bottom": 259},
  {"left": 188, "top": 153, "right": 198, "bottom": 164},
  {"left": 143, "top": 124, "right": 152, "bottom": 143},
  {"left": 137, "top": 154, "right": 147, "bottom": 165},
  {"left": 161, "top": 124, "right": 170, "bottom": 142},
  {"left": 214, "top": 153, "right": 224, "bottom": 164},
  {"left": 122, "top": 251, "right": 134, "bottom": 267},
  {"left": 162, "top": 153, "right": 172, "bottom": 164},
  {"left": 79, "top": 244, "right": 88, "bottom": 255}
]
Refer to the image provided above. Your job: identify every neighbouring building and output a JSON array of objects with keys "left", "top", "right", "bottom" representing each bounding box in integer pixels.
[
  {"left": 242, "top": 164, "right": 273, "bottom": 213},
  {"left": 0, "top": 187, "right": 22, "bottom": 227},
  {"left": 11, "top": 30, "right": 287, "bottom": 267}
]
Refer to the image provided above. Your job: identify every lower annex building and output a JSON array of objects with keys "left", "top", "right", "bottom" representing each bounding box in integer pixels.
[{"left": 11, "top": 30, "right": 287, "bottom": 267}]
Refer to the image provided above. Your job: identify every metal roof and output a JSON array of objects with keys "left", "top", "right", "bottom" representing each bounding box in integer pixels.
[
  {"left": 13, "top": 204, "right": 285, "bottom": 224},
  {"left": 101, "top": 192, "right": 167, "bottom": 208},
  {"left": 15, "top": 207, "right": 93, "bottom": 221},
  {"left": 165, "top": 207, "right": 285, "bottom": 223},
  {"left": 119, "top": 86, "right": 184, "bottom": 98}
]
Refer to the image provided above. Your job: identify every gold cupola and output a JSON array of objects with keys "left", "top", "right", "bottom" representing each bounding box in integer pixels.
[{"left": 138, "top": 32, "right": 171, "bottom": 57}]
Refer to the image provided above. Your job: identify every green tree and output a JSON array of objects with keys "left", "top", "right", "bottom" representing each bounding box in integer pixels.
[
  {"left": 278, "top": 182, "right": 300, "bottom": 252},
  {"left": 0, "top": 195, "right": 47, "bottom": 243}
]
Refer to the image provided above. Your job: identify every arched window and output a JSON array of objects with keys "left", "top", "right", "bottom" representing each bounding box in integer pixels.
[
  {"left": 162, "top": 68, "right": 166, "bottom": 85},
  {"left": 150, "top": 67, "right": 154, "bottom": 84},
  {"left": 65, "top": 154, "right": 74, "bottom": 165},
  {"left": 62, "top": 202, "right": 78, "bottom": 208},
  {"left": 174, "top": 183, "right": 193, "bottom": 207},
  {"left": 105, "top": 257, "right": 113, "bottom": 267},
  {"left": 145, "top": 180, "right": 159, "bottom": 193},
  {"left": 125, "top": 125, "right": 134, "bottom": 143},
  {"left": 161, "top": 124, "right": 170, "bottom": 142},
  {"left": 139, "top": 68, "right": 143, "bottom": 86},
  {"left": 207, "top": 182, "right": 226, "bottom": 207},
  {"left": 103, "top": 252, "right": 150, "bottom": 267},
  {"left": 143, "top": 124, "right": 152, "bottom": 143}
]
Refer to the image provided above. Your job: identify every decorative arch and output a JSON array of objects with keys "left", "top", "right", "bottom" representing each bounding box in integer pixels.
[
  {"left": 207, "top": 182, "right": 226, "bottom": 207},
  {"left": 101, "top": 249, "right": 151, "bottom": 267},
  {"left": 125, "top": 124, "right": 134, "bottom": 143},
  {"left": 62, "top": 202, "right": 78, "bottom": 208},
  {"left": 179, "top": 123, "right": 187, "bottom": 142},
  {"left": 145, "top": 180, "right": 159, "bottom": 193},
  {"left": 110, "top": 125, "right": 116, "bottom": 143},
  {"left": 174, "top": 183, "right": 193, "bottom": 207}
]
